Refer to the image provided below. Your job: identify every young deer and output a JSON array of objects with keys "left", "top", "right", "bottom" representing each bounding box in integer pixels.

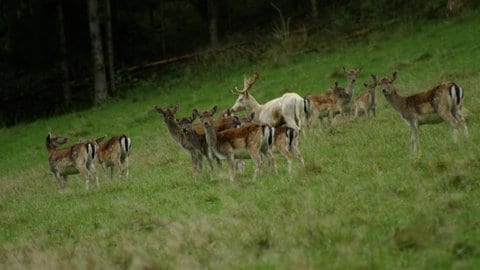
[
  {"left": 353, "top": 75, "right": 378, "bottom": 118},
  {"left": 328, "top": 67, "right": 362, "bottom": 116},
  {"left": 304, "top": 81, "right": 348, "bottom": 129},
  {"left": 231, "top": 72, "right": 307, "bottom": 131},
  {"left": 194, "top": 106, "right": 272, "bottom": 182},
  {"left": 239, "top": 113, "right": 304, "bottom": 173},
  {"left": 96, "top": 135, "right": 132, "bottom": 181},
  {"left": 154, "top": 104, "right": 205, "bottom": 178},
  {"left": 46, "top": 133, "right": 104, "bottom": 192},
  {"left": 376, "top": 71, "right": 469, "bottom": 152}
]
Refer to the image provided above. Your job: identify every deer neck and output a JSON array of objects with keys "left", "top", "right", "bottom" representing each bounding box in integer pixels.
[
  {"left": 164, "top": 118, "right": 187, "bottom": 144},
  {"left": 203, "top": 122, "right": 218, "bottom": 149},
  {"left": 346, "top": 80, "right": 355, "bottom": 97},
  {"left": 245, "top": 95, "right": 263, "bottom": 119},
  {"left": 385, "top": 89, "right": 407, "bottom": 115},
  {"left": 369, "top": 89, "right": 376, "bottom": 106}
]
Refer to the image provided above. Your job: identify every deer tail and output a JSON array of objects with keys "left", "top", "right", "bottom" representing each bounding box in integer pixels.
[
  {"left": 450, "top": 83, "right": 463, "bottom": 106},
  {"left": 120, "top": 135, "right": 132, "bottom": 154},
  {"left": 286, "top": 127, "right": 298, "bottom": 152}
]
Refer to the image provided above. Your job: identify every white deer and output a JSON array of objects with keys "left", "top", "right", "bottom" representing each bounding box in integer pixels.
[
  {"left": 230, "top": 72, "right": 307, "bottom": 131},
  {"left": 376, "top": 71, "right": 469, "bottom": 152}
]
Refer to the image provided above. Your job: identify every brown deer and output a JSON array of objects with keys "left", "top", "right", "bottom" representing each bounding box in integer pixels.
[
  {"left": 328, "top": 67, "right": 362, "bottom": 116},
  {"left": 376, "top": 71, "right": 469, "bottom": 152},
  {"left": 46, "top": 133, "right": 104, "bottom": 192},
  {"left": 304, "top": 81, "right": 348, "bottom": 129},
  {"left": 154, "top": 104, "right": 205, "bottom": 178},
  {"left": 239, "top": 113, "right": 304, "bottom": 173},
  {"left": 177, "top": 110, "right": 250, "bottom": 176},
  {"left": 96, "top": 135, "right": 132, "bottom": 181},
  {"left": 194, "top": 106, "right": 272, "bottom": 182},
  {"left": 353, "top": 75, "right": 378, "bottom": 118}
]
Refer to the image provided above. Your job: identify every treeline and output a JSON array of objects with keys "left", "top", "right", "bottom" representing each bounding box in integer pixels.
[{"left": 0, "top": 0, "right": 477, "bottom": 126}]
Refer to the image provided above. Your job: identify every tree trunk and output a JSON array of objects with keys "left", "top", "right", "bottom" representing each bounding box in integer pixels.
[
  {"left": 208, "top": 0, "right": 219, "bottom": 46},
  {"left": 105, "top": 0, "right": 116, "bottom": 95},
  {"left": 310, "top": 0, "right": 318, "bottom": 22},
  {"left": 87, "top": 0, "right": 108, "bottom": 105},
  {"left": 57, "top": 0, "right": 71, "bottom": 108}
]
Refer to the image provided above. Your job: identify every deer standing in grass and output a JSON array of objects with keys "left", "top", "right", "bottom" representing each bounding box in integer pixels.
[
  {"left": 194, "top": 106, "right": 272, "bottom": 182},
  {"left": 176, "top": 108, "right": 245, "bottom": 178},
  {"left": 353, "top": 75, "right": 378, "bottom": 118},
  {"left": 376, "top": 71, "right": 469, "bottom": 152},
  {"left": 330, "top": 67, "right": 362, "bottom": 116},
  {"left": 230, "top": 72, "right": 307, "bottom": 132},
  {"left": 155, "top": 104, "right": 206, "bottom": 178},
  {"left": 304, "top": 81, "right": 348, "bottom": 129},
  {"left": 239, "top": 112, "right": 304, "bottom": 173},
  {"left": 96, "top": 135, "right": 132, "bottom": 180},
  {"left": 46, "top": 133, "right": 104, "bottom": 192}
]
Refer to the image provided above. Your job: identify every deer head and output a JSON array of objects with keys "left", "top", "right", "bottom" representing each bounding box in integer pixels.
[
  {"left": 377, "top": 71, "right": 398, "bottom": 96},
  {"left": 363, "top": 74, "right": 378, "bottom": 91},
  {"left": 154, "top": 104, "right": 179, "bottom": 122},
  {"left": 343, "top": 67, "right": 362, "bottom": 83},
  {"left": 231, "top": 72, "right": 259, "bottom": 112}
]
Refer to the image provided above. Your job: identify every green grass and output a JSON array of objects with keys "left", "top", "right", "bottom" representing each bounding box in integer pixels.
[{"left": 1, "top": 13, "right": 480, "bottom": 269}]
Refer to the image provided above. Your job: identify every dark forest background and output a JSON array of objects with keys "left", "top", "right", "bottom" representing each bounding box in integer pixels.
[{"left": 0, "top": 0, "right": 477, "bottom": 127}]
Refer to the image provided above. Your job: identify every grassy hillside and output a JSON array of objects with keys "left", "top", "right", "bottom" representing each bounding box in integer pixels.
[{"left": 1, "top": 13, "right": 480, "bottom": 269}]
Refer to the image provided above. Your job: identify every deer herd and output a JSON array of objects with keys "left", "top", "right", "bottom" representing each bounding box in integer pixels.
[{"left": 45, "top": 68, "right": 469, "bottom": 192}]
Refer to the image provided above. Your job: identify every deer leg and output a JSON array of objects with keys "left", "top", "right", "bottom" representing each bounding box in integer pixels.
[
  {"left": 114, "top": 159, "right": 124, "bottom": 180},
  {"left": 292, "top": 141, "right": 305, "bottom": 167},
  {"left": 236, "top": 160, "right": 245, "bottom": 174},
  {"left": 190, "top": 153, "right": 199, "bottom": 179},
  {"left": 453, "top": 108, "right": 469, "bottom": 139},
  {"left": 124, "top": 157, "right": 129, "bottom": 180},
  {"left": 227, "top": 154, "right": 236, "bottom": 182},
  {"left": 409, "top": 119, "right": 419, "bottom": 152},
  {"left": 54, "top": 172, "right": 65, "bottom": 192},
  {"left": 78, "top": 167, "right": 92, "bottom": 190},
  {"left": 277, "top": 144, "right": 293, "bottom": 174},
  {"left": 437, "top": 109, "right": 460, "bottom": 143},
  {"left": 88, "top": 162, "right": 99, "bottom": 187},
  {"left": 284, "top": 116, "right": 300, "bottom": 132},
  {"left": 249, "top": 149, "right": 263, "bottom": 181}
]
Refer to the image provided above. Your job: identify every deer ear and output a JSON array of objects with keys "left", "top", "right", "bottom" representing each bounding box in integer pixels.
[
  {"left": 154, "top": 105, "right": 164, "bottom": 114},
  {"left": 190, "top": 112, "right": 197, "bottom": 121},
  {"left": 96, "top": 135, "right": 106, "bottom": 144},
  {"left": 391, "top": 72, "right": 398, "bottom": 82},
  {"left": 334, "top": 81, "right": 339, "bottom": 87},
  {"left": 212, "top": 105, "right": 218, "bottom": 114},
  {"left": 192, "top": 109, "right": 199, "bottom": 117},
  {"left": 173, "top": 103, "right": 180, "bottom": 113}
]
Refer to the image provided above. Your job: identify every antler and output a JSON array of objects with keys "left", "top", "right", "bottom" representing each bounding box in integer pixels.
[{"left": 231, "top": 72, "right": 259, "bottom": 95}]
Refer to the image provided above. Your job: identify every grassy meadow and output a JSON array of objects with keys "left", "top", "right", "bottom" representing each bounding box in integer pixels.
[{"left": 1, "top": 13, "right": 480, "bottom": 269}]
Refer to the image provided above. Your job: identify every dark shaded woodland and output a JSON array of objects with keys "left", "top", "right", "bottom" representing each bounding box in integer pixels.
[{"left": 0, "top": 0, "right": 476, "bottom": 126}]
